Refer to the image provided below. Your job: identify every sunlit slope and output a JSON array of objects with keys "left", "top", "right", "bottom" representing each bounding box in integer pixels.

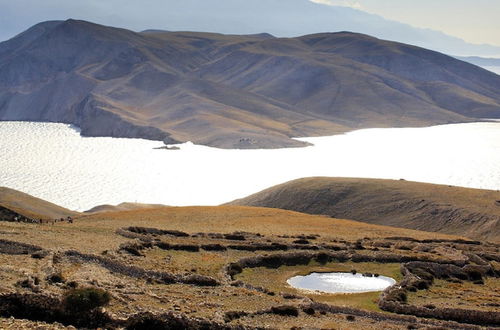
[
  {"left": 1, "top": 205, "right": 464, "bottom": 253},
  {"left": 1, "top": 19, "right": 500, "bottom": 148},
  {"left": 229, "top": 177, "right": 500, "bottom": 242},
  {"left": 0, "top": 186, "right": 466, "bottom": 251},
  {"left": 0, "top": 187, "right": 79, "bottom": 220},
  {"left": 2, "top": 200, "right": 489, "bottom": 329},
  {"left": 85, "top": 202, "right": 168, "bottom": 213}
]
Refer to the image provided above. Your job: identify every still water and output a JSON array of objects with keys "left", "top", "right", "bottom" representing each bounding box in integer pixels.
[
  {"left": 287, "top": 272, "right": 396, "bottom": 293},
  {"left": 1, "top": 121, "right": 499, "bottom": 211}
]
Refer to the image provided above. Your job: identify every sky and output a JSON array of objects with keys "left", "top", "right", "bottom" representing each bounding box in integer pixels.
[
  {"left": 0, "top": 0, "right": 499, "bottom": 46},
  {"left": 312, "top": 0, "right": 500, "bottom": 46}
]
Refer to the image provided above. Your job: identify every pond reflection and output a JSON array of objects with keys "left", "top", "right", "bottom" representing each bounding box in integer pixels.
[{"left": 287, "top": 272, "right": 396, "bottom": 293}]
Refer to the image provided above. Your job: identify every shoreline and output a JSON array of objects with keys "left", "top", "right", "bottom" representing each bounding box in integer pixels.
[
  {"left": 2, "top": 118, "right": 499, "bottom": 150},
  {"left": 1, "top": 120, "right": 500, "bottom": 211}
]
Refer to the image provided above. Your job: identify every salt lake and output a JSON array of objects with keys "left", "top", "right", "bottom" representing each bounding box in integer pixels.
[{"left": 1, "top": 121, "right": 499, "bottom": 211}]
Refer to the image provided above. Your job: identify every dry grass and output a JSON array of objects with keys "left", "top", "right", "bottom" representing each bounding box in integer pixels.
[
  {"left": 0, "top": 205, "right": 498, "bottom": 329},
  {"left": 0, "top": 205, "right": 462, "bottom": 253},
  {"left": 0, "top": 317, "right": 71, "bottom": 329},
  {"left": 0, "top": 187, "right": 79, "bottom": 220},
  {"left": 407, "top": 278, "right": 500, "bottom": 312},
  {"left": 229, "top": 177, "right": 500, "bottom": 242}
]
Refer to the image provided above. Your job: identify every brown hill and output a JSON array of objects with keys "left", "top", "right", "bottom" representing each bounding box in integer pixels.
[
  {"left": 84, "top": 202, "right": 168, "bottom": 214},
  {"left": 0, "top": 187, "right": 79, "bottom": 220},
  {"left": 1, "top": 20, "right": 500, "bottom": 148},
  {"left": 228, "top": 177, "right": 500, "bottom": 242}
]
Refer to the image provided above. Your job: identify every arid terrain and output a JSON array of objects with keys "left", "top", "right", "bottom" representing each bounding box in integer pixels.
[
  {"left": 230, "top": 177, "right": 500, "bottom": 243},
  {"left": 0, "top": 187, "right": 78, "bottom": 221},
  {"left": 2, "top": 2, "right": 499, "bottom": 330},
  {"left": 0, "top": 186, "right": 499, "bottom": 329},
  {"left": 1, "top": 20, "right": 500, "bottom": 148}
]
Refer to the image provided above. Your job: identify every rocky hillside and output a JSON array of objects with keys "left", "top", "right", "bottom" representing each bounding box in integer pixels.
[
  {"left": 1, "top": 20, "right": 500, "bottom": 148},
  {"left": 229, "top": 177, "right": 500, "bottom": 242}
]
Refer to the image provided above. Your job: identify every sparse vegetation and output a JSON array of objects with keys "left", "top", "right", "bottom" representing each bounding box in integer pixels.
[
  {"left": 0, "top": 200, "right": 498, "bottom": 329},
  {"left": 270, "top": 305, "right": 299, "bottom": 317},
  {"left": 62, "top": 287, "right": 111, "bottom": 313},
  {"left": 47, "top": 272, "right": 65, "bottom": 284}
]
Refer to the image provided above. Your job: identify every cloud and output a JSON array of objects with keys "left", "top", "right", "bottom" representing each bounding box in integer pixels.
[{"left": 310, "top": 0, "right": 363, "bottom": 9}]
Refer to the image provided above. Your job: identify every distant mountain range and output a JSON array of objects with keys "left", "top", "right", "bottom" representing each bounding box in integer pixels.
[
  {"left": 457, "top": 56, "right": 500, "bottom": 75},
  {"left": 1, "top": 20, "right": 500, "bottom": 148},
  {"left": 140, "top": 0, "right": 500, "bottom": 57},
  {"left": 457, "top": 56, "right": 500, "bottom": 67},
  {"left": 3, "top": 0, "right": 500, "bottom": 57}
]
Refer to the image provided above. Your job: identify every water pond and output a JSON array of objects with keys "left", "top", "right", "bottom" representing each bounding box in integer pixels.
[{"left": 287, "top": 272, "right": 396, "bottom": 294}]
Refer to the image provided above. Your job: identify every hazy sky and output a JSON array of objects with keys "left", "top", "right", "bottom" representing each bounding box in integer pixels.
[
  {"left": 0, "top": 0, "right": 498, "bottom": 46},
  {"left": 313, "top": 0, "right": 500, "bottom": 46}
]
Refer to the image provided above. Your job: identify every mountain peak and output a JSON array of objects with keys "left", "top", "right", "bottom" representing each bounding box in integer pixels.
[{"left": 0, "top": 20, "right": 499, "bottom": 149}]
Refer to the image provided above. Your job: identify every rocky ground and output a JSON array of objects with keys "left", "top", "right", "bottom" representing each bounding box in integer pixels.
[{"left": 0, "top": 205, "right": 498, "bottom": 329}]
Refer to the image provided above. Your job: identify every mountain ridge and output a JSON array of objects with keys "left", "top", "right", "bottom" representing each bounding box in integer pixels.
[
  {"left": 3, "top": 0, "right": 500, "bottom": 56},
  {"left": 228, "top": 177, "right": 500, "bottom": 242},
  {"left": 1, "top": 19, "right": 500, "bottom": 148}
]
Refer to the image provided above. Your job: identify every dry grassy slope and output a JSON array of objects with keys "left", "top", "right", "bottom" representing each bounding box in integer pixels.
[
  {"left": 0, "top": 205, "right": 463, "bottom": 253},
  {"left": 0, "top": 185, "right": 464, "bottom": 252},
  {"left": 228, "top": 177, "right": 500, "bottom": 243},
  {"left": 0, "top": 187, "right": 79, "bottom": 220},
  {"left": 84, "top": 202, "right": 168, "bottom": 213},
  {"left": 1, "top": 204, "right": 486, "bottom": 329},
  {"left": 1, "top": 19, "right": 500, "bottom": 148}
]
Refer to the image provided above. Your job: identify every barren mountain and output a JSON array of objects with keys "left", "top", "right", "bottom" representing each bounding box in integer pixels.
[
  {"left": 229, "top": 177, "right": 500, "bottom": 242},
  {"left": 1, "top": 19, "right": 500, "bottom": 148}
]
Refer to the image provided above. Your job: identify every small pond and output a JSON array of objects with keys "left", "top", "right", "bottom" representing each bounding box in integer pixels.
[{"left": 287, "top": 272, "right": 396, "bottom": 294}]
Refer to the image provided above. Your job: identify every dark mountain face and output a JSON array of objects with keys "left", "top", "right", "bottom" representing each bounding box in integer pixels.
[{"left": 1, "top": 19, "right": 499, "bottom": 148}]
